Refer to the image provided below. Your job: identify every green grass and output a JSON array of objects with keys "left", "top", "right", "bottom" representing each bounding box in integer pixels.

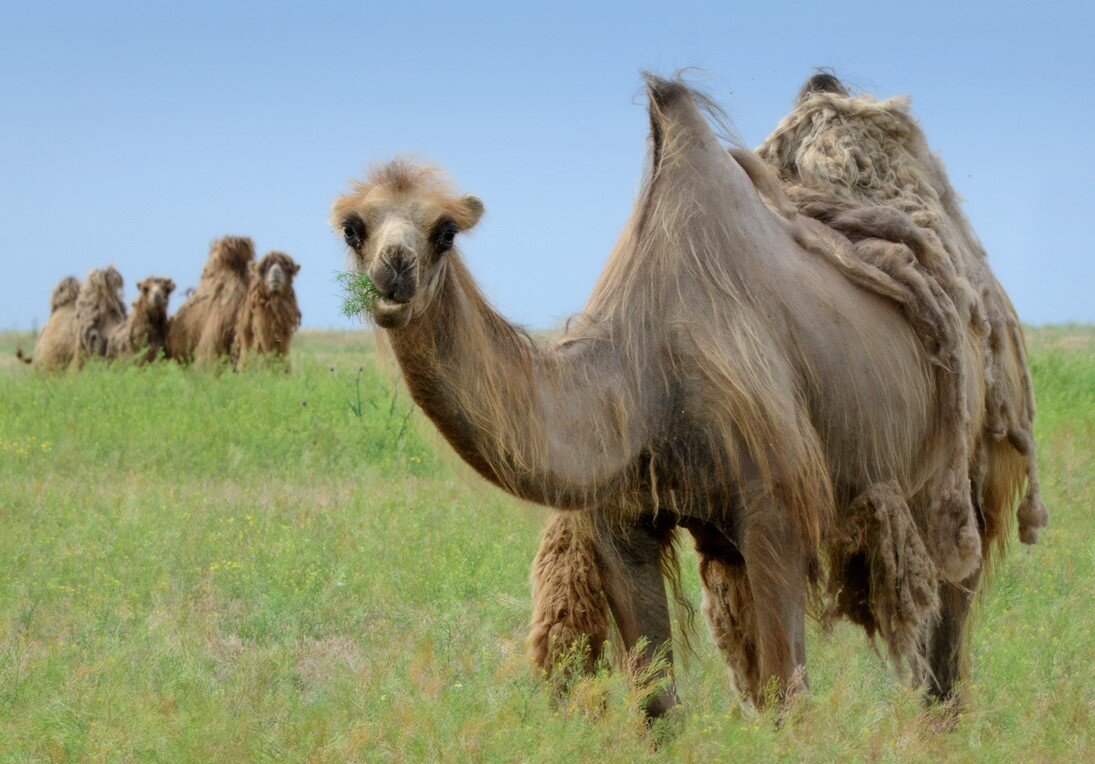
[{"left": 0, "top": 328, "right": 1091, "bottom": 761}]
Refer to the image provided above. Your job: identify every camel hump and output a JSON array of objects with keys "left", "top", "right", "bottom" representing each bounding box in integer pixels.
[
  {"left": 642, "top": 72, "right": 731, "bottom": 147},
  {"left": 796, "top": 71, "right": 849, "bottom": 102}
]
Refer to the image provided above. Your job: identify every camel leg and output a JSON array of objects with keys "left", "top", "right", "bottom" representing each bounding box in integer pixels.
[
  {"left": 736, "top": 497, "right": 810, "bottom": 705},
  {"left": 686, "top": 520, "right": 763, "bottom": 700},
  {"left": 921, "top": 564, "right": 981, "bottom": 705},
  {"left": 528, "top": 511, "right": 610, "bottom": 676},
  {"left": 596, "top": 513, "right": 679, "bottom": 718}
]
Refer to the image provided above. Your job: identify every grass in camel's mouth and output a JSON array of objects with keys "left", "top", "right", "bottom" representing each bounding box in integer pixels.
[{"left": 336, "top": 271, "right": 382, "bottom": 319}]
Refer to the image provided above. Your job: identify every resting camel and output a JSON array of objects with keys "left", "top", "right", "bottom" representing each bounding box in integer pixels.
[
  {"left": 72, "top": 266, "right": 127, "bottom": 368},
  {"left": 167, "top": 236, "right": 254, "bottom": 364},
  {"left": 331, "top": 75, "right": 1045, "bottom": 718},
  {"left": 105, "top": 276, "right": 175, "bottom": 362},
  {"left": 15, "top": 276, "right": 80, "bottom": 370},
  {"left": 232, "top": 250, "right": 301, "bottom": 369}
]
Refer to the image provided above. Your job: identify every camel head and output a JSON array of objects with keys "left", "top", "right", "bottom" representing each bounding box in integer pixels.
[
  {"left": 254, "top": 251, "right": 299, "bottom": 295},
  {"left": 136, "top": 276, "right": 175, "bottom": 312},
  {"left": 331, "top": 159, "right": 484, "bottom": 328}
]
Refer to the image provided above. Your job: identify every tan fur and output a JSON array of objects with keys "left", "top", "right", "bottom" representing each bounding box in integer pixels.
[
  {"left": 331, "top": 75, "right": 1042, "bottom": 714},
  {"left": 233, "top": 251, "right": 301, "bottom": 369},
  {"left": 106, "top": 277, "right": 175, "bottom": 362},
  {"left": 16, "top": 276, "right": 80, "bottom": 370},
  {"left": 529, "top": 512, "right": 610, "bottom": 676},
  {"left": 72, "top": 267, "right": 127, "bottom": 368},
  {"left": 167, "top": 236, "right": 254, "bottom": 364}
]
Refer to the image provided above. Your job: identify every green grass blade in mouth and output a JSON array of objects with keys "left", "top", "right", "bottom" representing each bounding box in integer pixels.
[{"left": 336, "top": 271, "right": 382, "bottom": 319}]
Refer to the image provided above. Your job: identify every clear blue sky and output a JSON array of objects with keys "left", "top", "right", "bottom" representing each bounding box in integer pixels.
[{"left": 2, "top": 1, "right": 1092, "bottom": 330}]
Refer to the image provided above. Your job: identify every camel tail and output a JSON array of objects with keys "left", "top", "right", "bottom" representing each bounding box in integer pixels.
[{"left": 15, "top": 348, "right": 32, "bottom": 365}]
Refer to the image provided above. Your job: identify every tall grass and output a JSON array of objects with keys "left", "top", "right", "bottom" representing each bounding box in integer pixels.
[{"left": 0, "top": 328, "right": 1090, "bottom": 760}]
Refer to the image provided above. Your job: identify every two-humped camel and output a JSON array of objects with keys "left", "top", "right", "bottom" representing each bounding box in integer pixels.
[{"left": 331, "top": 74, "right": 1045, "bottom": 717}]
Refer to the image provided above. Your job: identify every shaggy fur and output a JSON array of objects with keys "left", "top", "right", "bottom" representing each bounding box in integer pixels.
[
  {"left": 72, "top": 267, "right": 127, "bottom": 368},
  {"left": 15, "top": 276, "right": 80, "bottom": 370},
  {"left": 232, "top": 251, "right": 301, "bottom": 369},
  {"left": 106, "top": 277, "right": 175, "bottom": 362},
  {"left": 756, "top": 76, "right": 1048, "bottom": 565},
  {"left": 528, "top": 512, "right": 610, "bottom": 676},
  {"left": 167, "top": 236, "right": 254, "bottom": 364},
  {"left": 331, "top": 75, "right": 1041, "bottom": 716}
]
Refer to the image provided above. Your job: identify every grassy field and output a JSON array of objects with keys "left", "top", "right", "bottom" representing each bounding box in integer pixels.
[{"left": 0, "top": 327, "right": 1091, "bottom": 761}]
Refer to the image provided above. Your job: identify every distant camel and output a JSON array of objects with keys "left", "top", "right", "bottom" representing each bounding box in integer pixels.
[
  {"left": 15, "top": 276, "right": 80, "bottom": 370},
  {"left": 167, "top": 236, "right": 254, "bottom": 364},
  {"left": 72, "top": 266, "right": 126, "bottom": 368},
  {"left": 233, "top": 251, "right": 301, "bottom": 369},
  {"left": 106, "top": 276, "right": 175, "bottom": 362}
]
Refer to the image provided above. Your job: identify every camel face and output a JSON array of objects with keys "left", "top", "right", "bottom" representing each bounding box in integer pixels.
[
  {"left": 257, "top": 251, "right": 298, "bottom": 296},
  {"left": 138, "top": 277, "right": 175, "bottom": 311},
  {"left": 332, "top": 160, "right": 484, "bottom": 328},
  {"left": 265, "top": 261, "right": 287, "bottom": 293}
]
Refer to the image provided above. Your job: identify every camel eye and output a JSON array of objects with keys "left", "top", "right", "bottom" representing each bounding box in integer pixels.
[
  {"left": 342, "top": 216, "right": 365, "bottom": 249},
  {"left": 436, "top": 220, "right": 458, "bottom": 252}
]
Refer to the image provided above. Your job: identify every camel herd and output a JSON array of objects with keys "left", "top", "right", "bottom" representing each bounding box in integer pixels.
[
  {"left": 17, "top": 235, "right": 301, "bottom": 371},
  {"left": 9, "top": 68, "right": 1047, "bottom": 724}
]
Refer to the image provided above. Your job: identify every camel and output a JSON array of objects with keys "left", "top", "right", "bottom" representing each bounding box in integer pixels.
[
  {"left": 72, "top": 266, "right": 127, "bottom": 368},
  {"left": 330, "top": 75, "right": 1045, "bottom": 718},
  {"left": 232, "top": 250, "right": 302, "bottom": 369},
  {"left": 15, "top": 276, "right": 80, "bottom": 370},
  {"left": 167, "top": 236, "right": 254, "bottom": 364},
  {"left": 105, "top": 276, "right": 175, "bottom": 362}
]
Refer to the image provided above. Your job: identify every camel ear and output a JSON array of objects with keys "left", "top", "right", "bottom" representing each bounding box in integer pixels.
[{"left": 456, "top": 195, "right": 484, "bottom": 231}]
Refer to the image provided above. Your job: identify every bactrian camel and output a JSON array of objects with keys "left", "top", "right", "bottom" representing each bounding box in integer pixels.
[{"left": 331, "top": 74, "right": 1046, "bottom": 718}]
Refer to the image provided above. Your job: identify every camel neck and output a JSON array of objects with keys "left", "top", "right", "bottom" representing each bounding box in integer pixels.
[{"left": 384, "top": 255, "right": 646, "bottom": 508}]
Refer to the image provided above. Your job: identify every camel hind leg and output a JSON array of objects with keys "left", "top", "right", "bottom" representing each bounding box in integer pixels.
[{"left": 918, "top": 564, "right": 981, "bottom": 705}]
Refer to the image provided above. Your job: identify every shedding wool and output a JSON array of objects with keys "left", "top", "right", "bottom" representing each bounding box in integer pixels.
[{"left": 755, "top": 84, "right": 1048, "bottom": 585}]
